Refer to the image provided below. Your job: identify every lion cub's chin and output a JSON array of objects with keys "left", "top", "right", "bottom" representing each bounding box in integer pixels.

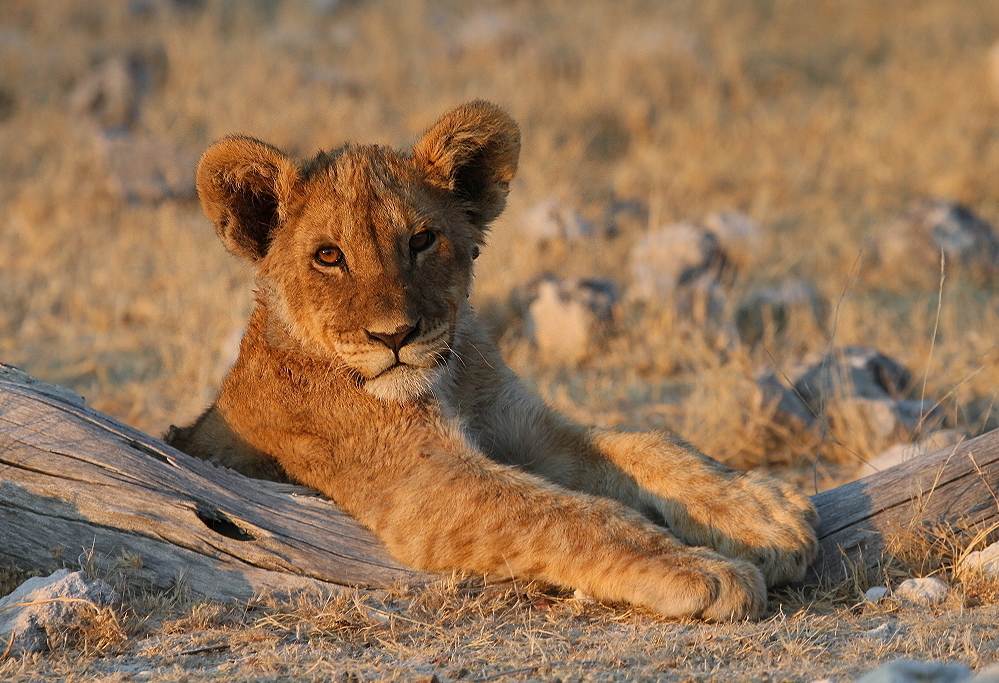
[{"left": 362, "top": 363, "right": 447, "bottom": 403}]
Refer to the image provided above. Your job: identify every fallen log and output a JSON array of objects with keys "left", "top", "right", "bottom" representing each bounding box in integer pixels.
[
  {"left": 1, "top": 363, "right": 998, "bottom": 600},
  {"left": 810, "top": 427, "right": 999, "bottom": 583},
  {"left": 0, "top": 364, "right": 427, "bottom": 602}
]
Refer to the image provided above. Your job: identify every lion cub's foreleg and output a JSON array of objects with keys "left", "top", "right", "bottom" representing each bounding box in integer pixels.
[
  {"left": 294, "top": 434, "right": 766, "bottom": 622},
  {"left": 576, "top": 429, "right": 819, "bottom": 587},
  {"left": 466, "top": 372, "right": 818, "bottom": 587}
]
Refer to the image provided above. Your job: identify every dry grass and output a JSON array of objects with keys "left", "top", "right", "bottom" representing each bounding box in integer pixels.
[
  {"left": 4, "top": 572, "right": 999, "bottom": 683},
  {"left": 4, "top": 0, "right": 999, "bottom": 679}
]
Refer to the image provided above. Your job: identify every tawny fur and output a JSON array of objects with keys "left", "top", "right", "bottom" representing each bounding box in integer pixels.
[{"left": 169, "top": 101, "right": 818, "bottom": 621}]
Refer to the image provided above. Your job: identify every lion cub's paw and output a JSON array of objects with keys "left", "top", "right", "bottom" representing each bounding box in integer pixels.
[
  {"left": 719, "top": 471, "right": 819, "bottom": 586},
  {"left": 639, "top": 551, "right": 767, "bottom": 622}
]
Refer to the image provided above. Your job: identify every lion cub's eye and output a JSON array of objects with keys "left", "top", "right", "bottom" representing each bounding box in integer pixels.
[
  {"left": 409, "top": 230, "right": 436, "bottom": 253},
  {"left": 314, "top": 246, "right": 345, "bottom": 267}
]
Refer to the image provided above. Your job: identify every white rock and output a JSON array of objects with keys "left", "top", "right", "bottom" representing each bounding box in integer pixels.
[
  {"left": 864, "top": 586, "right": 890, "bottom": 602},
  {"left": 70, "top": 57, "right": 142, "bottom": 130},
  {"left": 704, "top": 211, "right": 764, "bottom": 272},
  {"left": 973, "top": 664, "right": 999, "bottom": 683},
  {"left": 628, "top": 222, "right": 720, "bottom": 301},
  {"left": 735, "top": 279, "right": 826, "bottom": 345},
  {"left": 524, "top": 277, "right": 616, "bottom": 364},
  {"left": 857, "top": 430, "right": 965, "bottom": 478},
  {"left": 520, "top": 199, "right": 595, "bottom": 245},
  {"left": 959, "top": 541, "right": 999, "bottom": 578},
  {"left": 793, "top": 346, "right": 912, "bottom": 408},
  {"left": 864, "top": 622, "right": 898, "bottom": 640},
  {"left": 603, "top": 198, "right": 648, "bottom": 236},
  {"left": 757, "top": 371, "right": 815, "bottom": 428},
  {"left": 0, "top": 569, "right": 119, "bottom": 655},
  {"left": 870, "top": 199, "right": 999, "bottom": 290},
  {"left": 854, "top": 659, "right": 971, "bottom": 683},
  {"left": 69, "top": 48, "right": 166, "bottom": 131},
  {"left": 98, "top": 131, "right": 199, "bottom": 203},
  {"left": 895, "top": 577, "right": 949, "bottom": 606},
  {"left": 835, "top": 397, "right": 907, "bottom": 445}
]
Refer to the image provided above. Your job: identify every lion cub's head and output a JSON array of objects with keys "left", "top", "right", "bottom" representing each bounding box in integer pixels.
[{"left": 196, "top": 101, "right": 520, "bottom": 402}]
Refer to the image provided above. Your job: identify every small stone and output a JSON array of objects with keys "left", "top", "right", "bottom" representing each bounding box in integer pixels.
[
  {"left": 628, "top": 222, "right": 722, "bottom": 301},
  {"left": 959, "top": 541, "right": 999, "bottom": 578},
  {"left": 735, "top": 279, "right": 826, "bottom": 346},
  {"left": 603, "top": 198, "right": 648, "bottom": 237},
  {"left": 520, "top": 199, "right": 595, "bottom": 245},
  {"left": 522, "top": 276, "right": 617, "bottom": 364},
  {"left": 831, "top": 397, "right": 906, "bottom": 445},
  {"left": 895, "top": 577, "right": 949, "bottom": 606},
  {"left": 856, "top": 430, "right": 965, "bottom": 478},
  {"left": 854, "top": 659, "right": 971, "bottom": 683},
  {"left": 703, "top": 211, "right": 764, "bottom": 273},
  {"left": 69, "top": 48, "right": 167, "bottom": 130},
  {"left": 973, "top": 664, "right": 999, "bottom": 683},
  {"left": 97, "top": 131, "right": 199, "bottom": 203},
  {"left": 864, "top": 622, "right": 898, "bottom": 640},
  {"left": 893, "top": 399, "right": 946, "bottom": 435},
  {"left": 757, "top": 371, "right": 815, "bottom": 429},
  {"left": 870, "top": 199, "right": 999, "bottom": 290},
  {"left": 793, "top": 346, "right": 912, "bottom": 409},
  {"left": 0, "top": 569, "right": 119, "bottom": 655},
  {"left": 864, "top": 586, "right": 890, "bottom": 602}
]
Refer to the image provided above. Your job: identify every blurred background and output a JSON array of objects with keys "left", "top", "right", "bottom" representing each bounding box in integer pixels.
[{"left": 2, "top": 0, "right": 999, "bottom": 491}]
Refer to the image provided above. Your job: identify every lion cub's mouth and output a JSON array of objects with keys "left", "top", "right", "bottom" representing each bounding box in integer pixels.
[
  {"left": 373, "top": 349, "right": 453, "bottom": 377},
  {"left": 332, "top": 323, "right": 454, "bottom": 401}
]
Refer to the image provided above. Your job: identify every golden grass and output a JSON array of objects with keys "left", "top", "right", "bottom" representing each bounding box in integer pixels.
[
  {"left": 4, "top": 0, "right": 999, "bottom": 678},
  {"left": 3, "top": 571, "right": 999, "bottom": 682}
]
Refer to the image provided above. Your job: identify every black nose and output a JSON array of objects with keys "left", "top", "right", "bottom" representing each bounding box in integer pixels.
[{"left": 366, "top": 322, "right": 419, "bottom": 354}]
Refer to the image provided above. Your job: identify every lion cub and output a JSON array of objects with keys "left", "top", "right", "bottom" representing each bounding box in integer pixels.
[{"left": 170, "top": 101, "right": 818, "bottom": 621}]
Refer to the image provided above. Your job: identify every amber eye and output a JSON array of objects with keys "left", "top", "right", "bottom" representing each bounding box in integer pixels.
[
  {"left": 314, "top": 246, "right": 344, "bottom": 267},
  {"left": 409, "top": 230, "right": 436, "bottom": 253}
]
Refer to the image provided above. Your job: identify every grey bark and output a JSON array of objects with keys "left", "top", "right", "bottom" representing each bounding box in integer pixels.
[
  {"left": 2, "top": 364, "right": 998, "bottom": 599},
  {"left": 810, "top": 427, "right": 999, "bottom": 583},
  {"left": 0, "top": 364, "right": 425, "bottom": 602}
]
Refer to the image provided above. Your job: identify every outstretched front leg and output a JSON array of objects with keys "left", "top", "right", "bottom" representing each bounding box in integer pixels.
[
  {"left": 584, "top": 428, "right": 819, "bottom": 587},
  {"left": 275, "top": 424, "right": 768, "bottom": 622},
  {"left": 450, "top": 320, "right": 818, "bottom": 588}
]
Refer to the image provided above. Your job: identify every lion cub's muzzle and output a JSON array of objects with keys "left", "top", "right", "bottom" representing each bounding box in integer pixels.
[{"left": 332, "top": 318, "right": 453, "bottom": 401}]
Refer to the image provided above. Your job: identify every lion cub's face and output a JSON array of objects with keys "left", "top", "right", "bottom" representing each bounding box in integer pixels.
[
  {"left": 196, "top": 102, "right": 520, "bottom": 402},
  {"left": 261, "top": 149, "right": 478, "bottom": 401}
]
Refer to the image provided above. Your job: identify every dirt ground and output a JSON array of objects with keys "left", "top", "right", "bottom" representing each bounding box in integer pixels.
[{"left": 3, "top": 0, "right": 999, "bottom": 680}]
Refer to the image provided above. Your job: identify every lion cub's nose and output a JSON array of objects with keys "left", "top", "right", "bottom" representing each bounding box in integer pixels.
[{"left": 366, "top": 323, "right": 419, "bottom": 354}]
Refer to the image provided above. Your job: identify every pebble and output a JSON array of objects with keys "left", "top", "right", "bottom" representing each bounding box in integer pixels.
[
  {"left": 864, "top": 622, "right": 898, "bottom": 640},
  {"left": 0, "top": 569, "right": 119, "bottom": 655},
  {"left": 864, "top": 586, "right": 890, "bottom": 602},
  {"left": 895, "top": 577, "right": 949, "bottom": 606},
  {"left": 854, "top": 659, "right": 971, "bottom": 683},
  {"left": 959, "top": 541, "right": 999, "bottom": 578}
]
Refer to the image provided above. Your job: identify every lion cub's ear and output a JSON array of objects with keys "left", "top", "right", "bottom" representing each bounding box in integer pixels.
[
  {"left": 413, "top": 101, "right": 520, "bottom": 228},
  {"left": 196, "top": 136, "right": 300, "bottom": 261}
]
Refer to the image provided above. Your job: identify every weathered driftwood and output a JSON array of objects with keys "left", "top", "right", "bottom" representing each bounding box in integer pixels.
[
  {"left": 0, "top": 365, "right": 427, "bottom": 601},
  {"left": 2, "top": 363, "right": 998, "bottom": 600},
  {"left": 810, "top": 427, "right": 999, "bottom": 583}
]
